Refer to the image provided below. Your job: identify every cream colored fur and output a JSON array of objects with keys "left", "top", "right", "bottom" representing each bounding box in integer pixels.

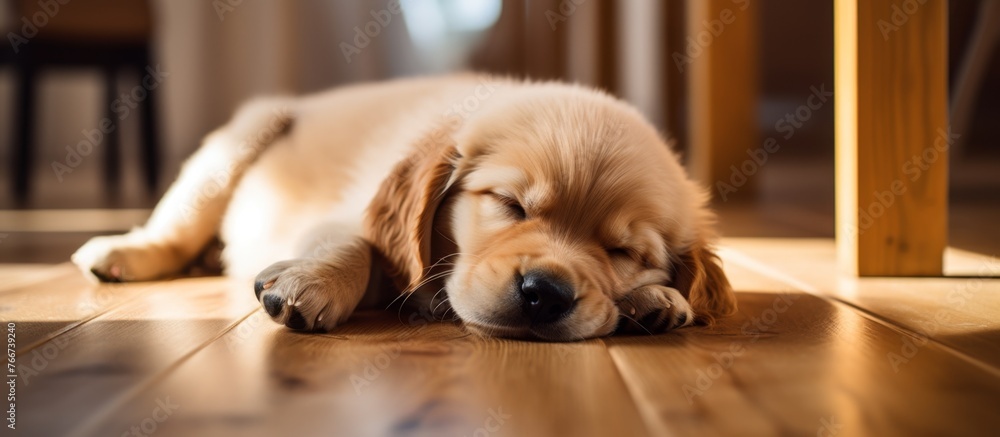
[{"left": 72, "top": 74, "right": 735, "bottom": 340}]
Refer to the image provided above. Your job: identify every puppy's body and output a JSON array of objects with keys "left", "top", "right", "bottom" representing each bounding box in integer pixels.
[
  {"left": 222, "top": 76, "right": 486, "bottom": 280},
  {"left": 73, "top": 74, "right": 736, "bottom": 341}
]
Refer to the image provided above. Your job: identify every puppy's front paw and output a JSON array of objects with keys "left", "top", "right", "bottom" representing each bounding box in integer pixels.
[
  {"left": 254, "top": 259, "right": 362, "bottom": 332},
  {"left": 615, "top": 285, "right": 695, "bottom": 334},
  {"left": 72, "top": 233, "right": 177, "bottom": 282}
]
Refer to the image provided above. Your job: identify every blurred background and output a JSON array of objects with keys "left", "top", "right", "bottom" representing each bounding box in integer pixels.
[{"left": 0, "top": 0, "right": 998, "bottom": 260}]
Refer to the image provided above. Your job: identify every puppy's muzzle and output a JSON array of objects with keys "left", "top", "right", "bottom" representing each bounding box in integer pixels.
[{"left": 518, "top": 270, "right": 576, "bottom": 324}]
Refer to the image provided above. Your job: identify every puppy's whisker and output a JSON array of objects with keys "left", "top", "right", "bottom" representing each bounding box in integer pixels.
[
  {"left": 429, "top": 288, "right": 450, "bottom": 319},
  {"left": 434, "top": 228, "right": 459, "bottom": 246},
  {"left": 442, "top": 252, "right": 481, "bottom": 261},
  {"left": 402, "top": 269, "right": 454, "bottom": 295},
  {"left": 384, "top": 284, "right": 420, "bottom": 311},
  {"left": 390, "top": 269, "right": 454, "bottom": 323},
  {"left": 619, "top": 313, "right": 654, "bottom": 336},
  {"left": 412, "top": 253, "right": 464, "bottom": 281},
  {"left": 385, "top": 271, "right": 447, "bottom": 313},
  {"left": 423, "top": 253, "right": 462, "bottom": 269},
  {"left": 385, "top": 291, "right": 409, "bottom": 312},
  {"left": 398, "top": 269, "right": 453, "bottom": 297},
  {"left": 429, "top": 287, "right": 446, "bottom": 310},
  {"left": 397, "top": 289, "right": 417, "bottom": 321},
  {"left": 432, "top": 297, "right": 451, "bottom": 319}
]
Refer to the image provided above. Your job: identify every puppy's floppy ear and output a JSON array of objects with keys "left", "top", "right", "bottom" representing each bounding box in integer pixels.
[
  {"left": 364, "top": 124, "right": 462, "bottom": 291},
  {"left": 668, "top": 239, "right": 737, "bottom": 325}
]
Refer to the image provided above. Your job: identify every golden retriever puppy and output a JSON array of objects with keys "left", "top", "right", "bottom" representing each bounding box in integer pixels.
[{"left": 72, "top": 74, "right": 736, "bottom": 341}]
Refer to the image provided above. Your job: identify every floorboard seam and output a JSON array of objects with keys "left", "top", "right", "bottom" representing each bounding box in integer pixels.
[
  {"left": 14, "top": 280, "right": 161, "bottom": 355},
  {"left": 601, "top": 339, "right": 663, "bottom": 437},
  {"left": 721, "top": 247, "right": 1000, "bottom": 379},
  {"left": 68, "top": 306, "right": 261, "bottom": 437}
]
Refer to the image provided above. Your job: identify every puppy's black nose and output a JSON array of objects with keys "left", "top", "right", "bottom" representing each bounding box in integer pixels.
[{"left": 520, "top": 271, "right": 575, "bottom": 324}]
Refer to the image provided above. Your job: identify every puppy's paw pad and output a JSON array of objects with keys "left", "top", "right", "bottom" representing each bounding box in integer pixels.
[
  {"left": 253, "top": 259, "right": 343, "bottom": 332},
  {"left": 262, "top": 294, "right": 285, "bottom": 317},
  {"left": 285, "top": 307, "right": 308, "bottom": 330}
]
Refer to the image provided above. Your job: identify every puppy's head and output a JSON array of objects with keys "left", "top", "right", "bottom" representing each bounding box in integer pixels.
[{"left": 368, "top": 84, "right": 735, "bottom": 341}]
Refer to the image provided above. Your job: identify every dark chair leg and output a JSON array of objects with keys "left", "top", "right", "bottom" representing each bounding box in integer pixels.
[
  {"left": 138, "top": 62, "right": 159, "bottom": 194},
  {"left": 12, "top": 66, "right": 37, "bottom": 204},
  {"left": 103, "top": 66, "right": 121, "bottom": 195}
]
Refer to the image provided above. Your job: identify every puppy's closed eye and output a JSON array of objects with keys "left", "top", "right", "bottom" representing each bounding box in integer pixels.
[
  {"left": 607, "top": 247, "right": 653, "bottom": 269},
  {"left": 489, "top": 193, "right": 527, "bottom": 221}
]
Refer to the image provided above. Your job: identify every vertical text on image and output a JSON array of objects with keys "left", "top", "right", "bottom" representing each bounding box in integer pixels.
[{"left": 6, "top": 322, "right": 16, "bottom": 430}]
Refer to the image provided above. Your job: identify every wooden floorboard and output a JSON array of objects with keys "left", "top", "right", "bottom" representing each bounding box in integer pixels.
[
  {"left": 606, "top": 258, "right": 1000, "bottom": 436},
  {"left": 79, "top": 310, "right": 648, "bottom": 437},
  {"left": 722, "top": 238, "right": 1000, "bottom": 371},
  {"left": 12, "top": 277, "right": 257, "bottom": 437},
  {"left": 0, "top": 263, "right": 79, "bottom": 293},
  {"left": 1, "top": 265, "right": 150, "bottom": 350},
  {"left": 2, "top": 239, "right": 999, "bottom": 436}
]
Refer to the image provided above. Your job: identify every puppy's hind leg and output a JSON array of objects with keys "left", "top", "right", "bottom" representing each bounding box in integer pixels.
[{"left": 73, "top": 98, "right": 295, "bottom": 282}]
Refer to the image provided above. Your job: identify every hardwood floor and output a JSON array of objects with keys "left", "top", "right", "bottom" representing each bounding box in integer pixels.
[{"left": 3, "top": 229, "right": 999, "bottom": 436}]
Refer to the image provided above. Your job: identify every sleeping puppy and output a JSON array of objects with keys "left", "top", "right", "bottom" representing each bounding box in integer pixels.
[{"left": 72, "top": 74, "right": 736, "bottom": 341}]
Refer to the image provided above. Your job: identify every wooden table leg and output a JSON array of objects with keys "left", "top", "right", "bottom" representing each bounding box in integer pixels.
[
  {"left": 685, "top": 0, "right": 759, "bottom": 202},
  {"left": 835, "top": 0, "right": 949, "bottom": 276}
]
